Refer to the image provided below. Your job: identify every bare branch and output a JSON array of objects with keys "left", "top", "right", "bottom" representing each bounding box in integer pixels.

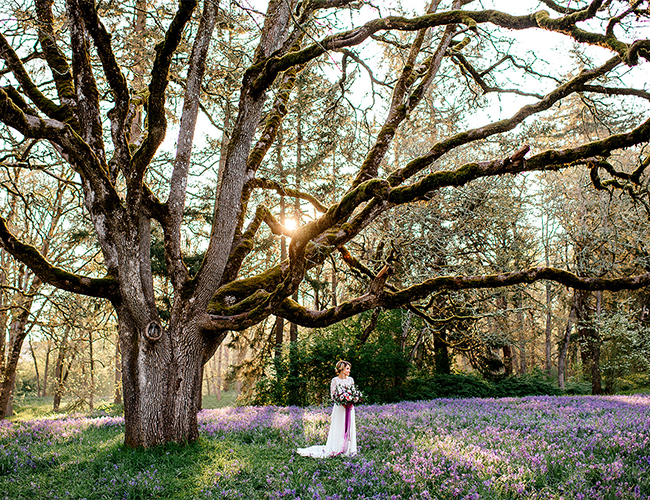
[
  {"left": 581, "top": 84, "right": 650, "bottom": 101},
  {"left": 34, "top": 0, "right": 76, "bottom": 107},
  {"left": 249, "top": 177, "right": 329, "bottom": 213},
  {"left": 76, "top": 0, "right": 132, "bottom": 176},
  {"left": 67, "top": 0, "right": 106, "bottom": 164},
  {"left": 537, "top": 0, "right": 581, "bottom": 14},
  {"left": 164, "top": 0, "right": 219, "bottom": 291},
  {"left": 451, "top": 53, "right": 545, "bottom": 99},
  {"left": 352, "top": 0, "right": 457, "bottom": 187},
  {"left": 0, "top": 87, "right": 122, "bottom": 212}
]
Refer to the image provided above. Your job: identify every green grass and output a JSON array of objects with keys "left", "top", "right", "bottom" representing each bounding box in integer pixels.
[
  {"left": 8, "top": 391, "right": 240, "bottom": 422},
  {"left": 0, "top": 426, "right": 277, "bottom": 499}
]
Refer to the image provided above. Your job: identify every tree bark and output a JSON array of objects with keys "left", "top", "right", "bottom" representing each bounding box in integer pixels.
[
  {"left": 433, "top": 329, "right": 451, "bottom": 375},
  {"left": 113, "top": 337, "right": 122, "bottom": 405},
  {"left": 88, "top": 327, "right": 95, "bottom": 410},
  {"left": 575, "top": 288, "right": 602, "bottom": 395},
  {"left": 29, "top": 339, "right": 41, "bottom": 397},
  {"left": 558, "top": 303, "right": 575, "bottom": 389},
  {"left": 358, "top": 307, "right": 381, "bottom": 345},
  {"left": 53, "top": 326, "right": 71, "bottom": 412},
  {"left": 516, "top": 293, "right": 526, "bottom": 374},
  {"left": 0, "top": 280, "right": 39, "bottom": 418},
  {"left": 42, "top": 340, "right": 51, "bottom": 398},
  {"left": 545, "top": 281, "right": 553, "bottom": 373},
  {"left": 216, "top": 345, "right": 222, "bottom": 401}
]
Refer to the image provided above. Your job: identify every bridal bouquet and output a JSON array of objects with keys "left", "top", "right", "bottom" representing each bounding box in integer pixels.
[{"left": 331, "top": 383, "right": 364, "bottom": 407}]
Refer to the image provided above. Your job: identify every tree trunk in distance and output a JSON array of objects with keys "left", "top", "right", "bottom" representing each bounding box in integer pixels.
[
  {"left": 53, "top": 333, "right": 67, "bottom": 412},
  {"left": 42, "top": 340, "right": 51, "bottom": 398},
  {"left": 216, "top": 345, "right": 222, "bottom": 401},
  {"left": 502, "top": 345, "right": 514, "bottom": 377},
  {"left": 88, "top": 328, "right": 95, "bottom": 410},
  {"left": 433, "top": 329, "right": 451, "bottom": 375},
  {"left": 545, "top": 281, "right": 552, "bottom": 373},
  {"left": 558, "top": 303, "right": 576, "bottom": 389},
  {"left": 29, "top": 340, "right": 41, "bottom": 397}
]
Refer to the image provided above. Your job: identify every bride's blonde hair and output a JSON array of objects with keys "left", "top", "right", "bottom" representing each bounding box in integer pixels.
[{"left": 335, "top": 360, "right": 351, "bottom": 374}]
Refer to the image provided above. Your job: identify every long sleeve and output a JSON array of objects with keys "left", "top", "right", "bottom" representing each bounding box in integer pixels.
[{"left": 330, "top": 378, "right": 337, "bottom": 398}]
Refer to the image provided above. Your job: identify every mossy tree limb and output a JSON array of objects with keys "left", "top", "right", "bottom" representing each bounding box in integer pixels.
[
  {"left": 0, "top": 214, "right": 119, "bottom": 299},
  {"left": 0, "top": 33, "right": 77, "bottom": 127}
]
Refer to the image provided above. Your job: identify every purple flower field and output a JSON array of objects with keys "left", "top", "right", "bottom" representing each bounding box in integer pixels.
[
  {"left": 196, "top": 395, "right": 650, "bottom": 499},
  {"left": 1, "top": 395, "right": 649, "bottom": 499}
]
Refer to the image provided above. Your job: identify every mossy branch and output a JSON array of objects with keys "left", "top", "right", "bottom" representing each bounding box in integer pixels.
[
  {"left": 0, "top": 87, "right": 122, "bottom": 213},
  {"left": 236, "top": 67, "right": 302, "bottom": 237},
  {"left": 77, "top": 0, "right": 131, "bottom": 169},
  {"left": 34, "top": 0, "right": 76, "bottom": 107},
  {"left": 269, "top": 266, "right": 650, "bottom": 329},
  {"left": 0, "top": 214, "right": 119, "bottom": 300},
  {"left": 0, "top": 33, "right": 78, "bottom": 128},
  {"left": 387, "top": 56, "right": 621, "bottom": 188},
  {"left": 250, "top": 178, "right": 328, "bottom": 213},
  {"left": 131, "top": 0, "right": 199, "bottom": 182},
  {"left": 391, "top": 112, "right": 650, "bottom": 203},
  {"left": 384, "top": 267, "right": 650, "bottom": 310},
  {"left": 249, "top": 9, "right": 540, "bottom": 96}
]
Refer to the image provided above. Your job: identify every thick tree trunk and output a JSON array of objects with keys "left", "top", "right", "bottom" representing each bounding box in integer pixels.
[
  {"left": 0, "top": 361, "right": 18, "bottom": 418},
  {"left": 0, "top": 288, "right": 37, "bottom": 418},
  {"left": 118, "top": 303, "right": 225, "bottom": 446}
]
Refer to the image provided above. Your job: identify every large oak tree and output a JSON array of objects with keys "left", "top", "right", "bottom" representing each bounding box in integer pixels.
[{"left": 1, "top": 0, "right": 649, "bottom": 446}]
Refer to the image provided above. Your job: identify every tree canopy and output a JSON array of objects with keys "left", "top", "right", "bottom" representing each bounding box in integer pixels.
[{"left": 1, "top": 0, "right": 649, "bottom": 446}]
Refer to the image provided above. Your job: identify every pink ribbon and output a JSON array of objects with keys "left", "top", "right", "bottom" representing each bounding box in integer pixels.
[{"left": 340, "top": 404, "right": 352, "bottom": 454}]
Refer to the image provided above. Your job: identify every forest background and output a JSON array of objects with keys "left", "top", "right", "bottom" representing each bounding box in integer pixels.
[{"left": 1, "top": 0, "right": 650, "bottom": 422}]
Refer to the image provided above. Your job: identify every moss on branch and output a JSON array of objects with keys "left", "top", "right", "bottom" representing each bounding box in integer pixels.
[
  {"left": 132, "top": 0, "right": 198, "bottom": 179},
  {"left": 0, "top": 33, "right": 78, "bottom": 128},
  {"left": 383, "top": 267, "right": 650, "bottom": 310},
  {"left": 34, "top": 0, "right": 76, "bottom": 109},
  {"left": 250, "top": 9, "right": 539, "bottom": 96},
  {"left": 0, "top": 214, "right": 119, "bottom": 299}
]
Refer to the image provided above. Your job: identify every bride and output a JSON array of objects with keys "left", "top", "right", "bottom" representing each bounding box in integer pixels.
[{"left": 297, "top": 360, "right": 357, "bottom": 458}]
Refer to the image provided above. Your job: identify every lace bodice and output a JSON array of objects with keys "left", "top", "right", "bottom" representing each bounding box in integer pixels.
[{"left": 330, "top": 376, "right": 354, "bottom": 398}]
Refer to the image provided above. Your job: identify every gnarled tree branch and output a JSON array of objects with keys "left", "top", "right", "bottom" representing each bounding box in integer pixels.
[{"left": 0, "top": 214, "right": 119, "bottom": 300}]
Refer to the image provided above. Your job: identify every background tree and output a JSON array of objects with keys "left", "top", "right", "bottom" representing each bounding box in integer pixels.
[{"left": 0, "top": 151, "right": 84, "bottom": 416}]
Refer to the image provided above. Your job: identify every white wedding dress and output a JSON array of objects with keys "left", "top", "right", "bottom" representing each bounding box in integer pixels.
[{"left": 297, "top": 376, "right": 357, "bottom": 458}]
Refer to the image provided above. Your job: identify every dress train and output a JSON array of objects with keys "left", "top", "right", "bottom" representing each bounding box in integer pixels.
[{"left": 297, "top": 404, "right": 357, "bottom": 458}]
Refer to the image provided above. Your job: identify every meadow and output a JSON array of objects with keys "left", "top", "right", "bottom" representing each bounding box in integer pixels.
[{"left": 1, "top": 395, "right": 649, "bottom": 499}]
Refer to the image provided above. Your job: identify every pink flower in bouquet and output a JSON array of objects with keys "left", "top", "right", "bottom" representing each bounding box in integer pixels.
[{"left": 332, "top": 383, "right": 364, "bottom": 407}]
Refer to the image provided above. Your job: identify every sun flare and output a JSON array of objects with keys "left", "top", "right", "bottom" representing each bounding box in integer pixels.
[{"left": 284, "top": 218, "right": 297, "bottom": 231}]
